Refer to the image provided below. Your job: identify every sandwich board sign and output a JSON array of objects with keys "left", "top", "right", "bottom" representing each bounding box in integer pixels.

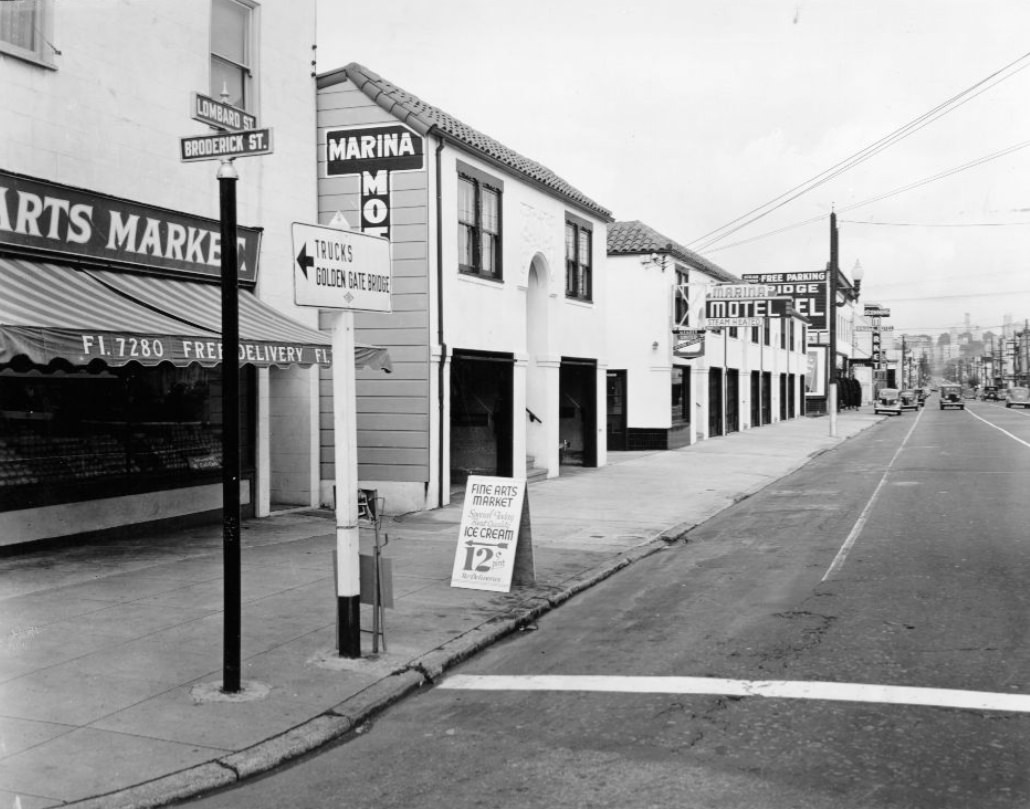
[{"left": 450, "top": 476, "right": 535, "bottom": 592}]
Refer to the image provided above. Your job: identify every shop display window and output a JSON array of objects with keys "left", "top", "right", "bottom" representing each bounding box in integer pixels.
[{"left": 0, "top": 362, "right": 254, "bottom": 511}]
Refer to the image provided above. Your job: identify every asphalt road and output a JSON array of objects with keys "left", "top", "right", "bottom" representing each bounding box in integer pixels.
[{"left": 188, "top": 398, "right": 1030, "bottom": 809}]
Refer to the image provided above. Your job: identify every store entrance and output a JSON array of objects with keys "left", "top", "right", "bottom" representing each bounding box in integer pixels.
[
  {"left": 725, "top": 369, "right": 740, "bottom": 433},
  {"left": 708, "top": 368, "right": 724, "bottom": 438},
  {"left": 606, "top": 370, "right": 627, "bottom": 452},
  {"left": 449, "top": 351, "right": 514, "bottom": 486},
  {"left": 560, "top": 358, "right": 597, "bottom": 467},
  {"left": 750, "top": 370, "right": 761, "bottom": 427}
]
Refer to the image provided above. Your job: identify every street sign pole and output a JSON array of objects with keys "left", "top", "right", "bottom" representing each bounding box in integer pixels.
[
  {"left": 182, "top": 86, "right": 271, "bottom": 694},
  {"left": 218, "top": 157, "right": 242, "bottom": 693},
  {"left": 331, "top": 303, "right": 361, "bottom": 658},
  {"left": 289, "top": 217, "right": 391, "bottom": 658}
]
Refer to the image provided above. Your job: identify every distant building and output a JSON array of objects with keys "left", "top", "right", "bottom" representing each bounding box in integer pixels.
[{"left": 606, "top": 221, "right": 809, "bottom": 447}]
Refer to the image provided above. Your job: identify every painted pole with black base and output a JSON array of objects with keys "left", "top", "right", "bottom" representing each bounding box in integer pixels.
[
  {"left": 330, "top": 307, "right": 361, "bottom": 657},
  {"left": 218, "top": 157, "right": 242, "bottom": 692}
]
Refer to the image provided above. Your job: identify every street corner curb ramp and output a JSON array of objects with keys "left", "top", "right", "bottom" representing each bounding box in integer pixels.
[{"left": 62, "top": 537, "right": 675, "bottom": 809}]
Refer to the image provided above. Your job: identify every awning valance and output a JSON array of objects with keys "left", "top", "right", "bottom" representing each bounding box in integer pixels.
[{"left": 0, "top": 257, "right": 391, "bottom": 371}]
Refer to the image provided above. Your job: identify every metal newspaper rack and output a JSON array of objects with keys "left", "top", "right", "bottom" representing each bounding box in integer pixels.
[{"left": 357, "top": 488, "right": 390, "bottom": 653}]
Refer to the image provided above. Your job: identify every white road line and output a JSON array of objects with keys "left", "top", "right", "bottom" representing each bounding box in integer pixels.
[
  {"left": 441, "top": 674, "right": 1030, "bottom": 714},
  {"left": 965, "top": 407, "right": 1030, "bottom": 448},
  {"left": 821, "top": 405, "right": 924, "bottom": 581}
]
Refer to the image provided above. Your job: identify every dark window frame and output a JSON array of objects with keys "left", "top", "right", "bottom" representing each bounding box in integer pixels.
[
  {"left": 565, "top": 212, "right": 593, "bottom": 302},
  {"left": 0, "top": 0, "right": 55, "bottom": 67},
  {"left": 211, "top": 0, "right": 256, "bottom": 114},
  {"left": 457, "top": 162, "right": 504, "bottom": 281}
]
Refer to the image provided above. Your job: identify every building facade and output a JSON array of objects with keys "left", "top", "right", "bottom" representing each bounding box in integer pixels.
[
  {"left": 0, "top": 0, "right": 354, "bottom": 545},
  {"left": 316, "top": 63, "right": 613, "bottom": 514},
  {"left": 606, "top": 221, "right": 809, "bottom": 450}
]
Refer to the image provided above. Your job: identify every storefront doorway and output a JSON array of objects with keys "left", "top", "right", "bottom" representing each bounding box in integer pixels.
[
  {"left": 560, "top": 358, "right": 597, "bottom": 466},
  {"left": 606, "top": 370, "right": 627, "bottom": 451},
  {"left": 708, "top": 368, "right": 724, "bottom": 438},
  {"left": 762, "top": 371, "right": 772, "bottom": 424},
  {"left": 449, "top": 350, "right": 514, "bottom": 485},
  {"left": 725, "top": 369, "right": 740, "bottom": 433},
  {"left": 750, "top": 370, "right": 761, "bottom": 427}
]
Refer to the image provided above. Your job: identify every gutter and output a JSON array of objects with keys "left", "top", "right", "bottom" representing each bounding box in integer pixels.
[{"left": 433, "top": 129, "right": 446, "bottom": 508}]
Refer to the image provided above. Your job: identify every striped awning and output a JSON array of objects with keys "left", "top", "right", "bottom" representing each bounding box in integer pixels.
[{"left": 0, "top": 257, "right": 391, "bottom": 371}]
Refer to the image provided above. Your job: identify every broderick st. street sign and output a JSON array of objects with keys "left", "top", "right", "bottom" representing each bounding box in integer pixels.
[{"left": 180, "top": 129, "right": 274, "bottom": 162}]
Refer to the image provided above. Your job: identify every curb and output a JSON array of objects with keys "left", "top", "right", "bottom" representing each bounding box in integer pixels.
[
  {"left": 62, "top": 419, "right": 879, "bottom": 808},
  {"left": 63, "top": 539, "right": 672, "bottom": 809}
]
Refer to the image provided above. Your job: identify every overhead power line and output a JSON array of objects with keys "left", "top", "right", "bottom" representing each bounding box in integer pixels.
[
  {"left": 687, "top": 50, "right": 1030, "bottom": 252},
  {"left": 844, "top": 220, "right": 1030, "bottom": 227},
  {"left": 706, "top": 136, "right": 1030, "bottom": 253}
]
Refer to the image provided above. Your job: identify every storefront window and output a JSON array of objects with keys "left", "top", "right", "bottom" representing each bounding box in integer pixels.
[{"left": 0, "top": 362, "right": 254, "bottom": 511}]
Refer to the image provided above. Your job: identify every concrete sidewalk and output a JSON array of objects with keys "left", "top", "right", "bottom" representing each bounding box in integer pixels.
[{"left": 0, "top": 411, "right": 881, "bottom": 809}]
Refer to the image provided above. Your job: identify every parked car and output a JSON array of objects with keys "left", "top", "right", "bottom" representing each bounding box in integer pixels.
[
  {"left": 982, "top": 386, "right": 1000, "bottom": 401},
  {"left": 939, "top": 384, "right": 965, "bottom": 410},
  {"left": 875, "top": 388, "right": 903, "bottom": 415},
  {"left": 1005, "top": 387, "right": 1030, "bottom": 409},
  {"left": 899, "top": 389, "right": 919, "bottom": 411}
]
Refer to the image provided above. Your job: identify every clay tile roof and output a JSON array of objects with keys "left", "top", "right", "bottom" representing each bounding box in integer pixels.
[
  {"left": 607, "top": 221, "right": 739, "bottom": 283},
  {"left": 318, "top": 63, "right": 613, "bottom": 222}
]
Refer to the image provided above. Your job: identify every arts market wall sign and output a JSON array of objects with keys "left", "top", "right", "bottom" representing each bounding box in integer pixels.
[{"left": 0, "top": 169, "right": 262, "bottom": 284}]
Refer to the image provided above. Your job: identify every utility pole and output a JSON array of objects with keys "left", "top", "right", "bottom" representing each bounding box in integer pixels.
[
  {"left": 901, "top": 335, "right": 907, "bottom": 389},
  {"left": 827, "top": 211, "right": 839, "bottom": 433}
]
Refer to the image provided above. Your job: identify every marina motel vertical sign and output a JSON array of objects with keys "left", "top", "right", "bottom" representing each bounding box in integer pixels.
[{"left": 324, "top": 124, "right": 426, "bottom": 237}]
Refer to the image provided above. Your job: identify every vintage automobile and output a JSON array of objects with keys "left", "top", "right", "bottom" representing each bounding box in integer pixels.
[
  {"left": 915, "top": 387, "right": 929, "bottom": 407},
  {"left": 874, "top": 388, "right": 903, "bottom": 415},
  {"left": 899, "top": 389, "right": 920, "bottom": 411},
  {"left": 1005, "top": 386, "right": 1030, "bottom": 409},
  {"left": 939, "top": 384, "right": 965, "bottom": 410},
  {"left": 962, "top": 388, "right": 978, "bottom": 399},
  {"left": 982, "top": 386, "right": 1001, "bottom": 401}
]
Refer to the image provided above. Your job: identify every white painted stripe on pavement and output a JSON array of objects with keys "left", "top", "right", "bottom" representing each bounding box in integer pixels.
[
  {"left": 966, "top": 407, "right": 1030, "bottom": 449},
  {"left": 440, "top": 674, "right": 1030, "bottom": 714},
  {"left": 821, "top": 404, "right": 924, "bottom": 581}
]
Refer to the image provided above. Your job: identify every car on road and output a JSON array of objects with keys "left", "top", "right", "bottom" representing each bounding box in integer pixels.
[
  {"left": 962, "top": 388, "right": 978, "bottom": 399},
  {"left": 939, "top": 384, "right": 965, "bottom": 410},
  {"left": 982, "top": 386, "right": 1000, "bottom": 401},
  {"left": 1005, "top": 386, "right": 1030, "bottom": 409},
  {"left": 875, "top": 388, "right": 903, "bottom": 415},
  {"left": 899, "top": 389, "right": 919, "bottom": 411},
  {"left": 915, "top": 387, "right": 929, "bottom": 407}
]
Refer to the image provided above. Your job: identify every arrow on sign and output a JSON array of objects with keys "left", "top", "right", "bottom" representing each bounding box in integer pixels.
[{"left": 295, "top": 243, "right": 314, "bottom": 279}]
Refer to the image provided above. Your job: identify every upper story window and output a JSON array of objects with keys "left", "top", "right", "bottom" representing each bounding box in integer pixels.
[
  {"left": 565, "top": 214, "right": 592, "bottom": 301},
  {"left": 763, "top": 320, "right": 771, "bottom": 346},
  {"left": 457, "top": 162, "right": 503, "bottom": 280},
  {"left": 211, "top": 0, "right": 255, "bottom": 110},
  {"left": 673, "top": 267, "right": 689, "bottom": 327},
  {"left": 0, "top": 0, "right": 55, "bottom": 66}
]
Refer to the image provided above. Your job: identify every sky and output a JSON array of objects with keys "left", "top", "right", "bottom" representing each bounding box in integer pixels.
[{"left": 316, "top": 0, "right": 1030, "bottom": 339}]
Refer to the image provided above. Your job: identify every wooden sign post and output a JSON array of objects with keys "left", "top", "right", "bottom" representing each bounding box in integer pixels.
[{"left": 450, "top": 476, "right": 535, "bottom": 592}]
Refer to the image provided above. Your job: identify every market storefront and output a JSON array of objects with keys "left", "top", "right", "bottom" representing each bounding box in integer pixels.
[{"left": 0, "top": 171, "right": 388, "bottom": 546}]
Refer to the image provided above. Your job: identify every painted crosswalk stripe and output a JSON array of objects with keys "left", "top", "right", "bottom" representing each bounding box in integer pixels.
[{"left": 440, "top": 675, "right": 1030, "bottom": 714}]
